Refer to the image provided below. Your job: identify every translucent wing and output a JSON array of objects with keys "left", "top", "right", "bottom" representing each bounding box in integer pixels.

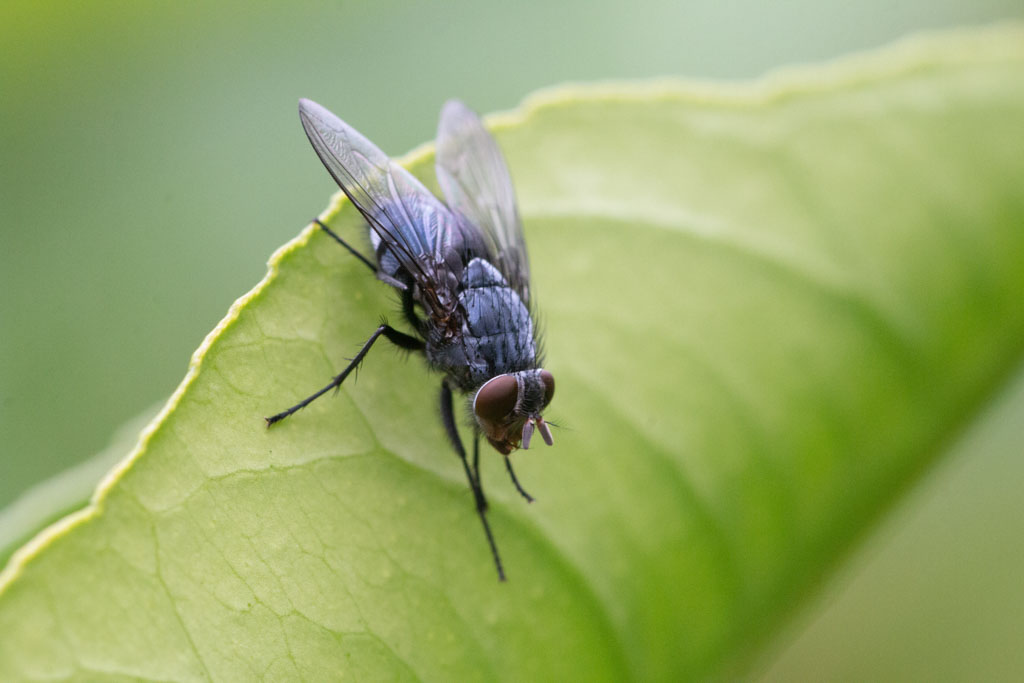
[
  {"left": 435, "top": 100, "right": 530, "bottom": 304},
  {"left": 298, "top": 98, "right": 464, "bottom": 316}
]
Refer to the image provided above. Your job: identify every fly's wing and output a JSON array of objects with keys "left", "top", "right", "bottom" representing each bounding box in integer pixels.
[
  {"left": 435, "top": 100, "right": 530, "bottom": 304},
  {"left": 298, "top": 98, "right": 462, "bottom": 316}
]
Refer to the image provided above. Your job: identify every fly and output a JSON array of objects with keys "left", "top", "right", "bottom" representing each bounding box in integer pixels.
[{"left": 266, "top": 98, "right": 555, "bottom": 581}]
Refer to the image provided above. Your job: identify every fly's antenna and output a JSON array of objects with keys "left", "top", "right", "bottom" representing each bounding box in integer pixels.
[
  {"left": 521, "top": 420, "right": 535, "bottom": 449},
  {"left": 536, "top": 418, "right": 553, "bottom": 446},
  {"left": 521, "top": 417, "right": 554, "bottom": 449}
]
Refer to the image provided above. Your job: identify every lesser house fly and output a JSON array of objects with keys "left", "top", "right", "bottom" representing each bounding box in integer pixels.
[{"left": 266, "top": 99, "right": 555, "bottom": 581}]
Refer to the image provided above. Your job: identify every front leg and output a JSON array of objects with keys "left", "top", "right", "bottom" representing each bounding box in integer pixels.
[{"left": 504, "top": 456, "right": 535, "bottom": 504}]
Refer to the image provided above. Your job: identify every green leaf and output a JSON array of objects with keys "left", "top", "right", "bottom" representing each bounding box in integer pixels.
[{"left": 2, "top": 26, "right": 1023, "bottom": 681}]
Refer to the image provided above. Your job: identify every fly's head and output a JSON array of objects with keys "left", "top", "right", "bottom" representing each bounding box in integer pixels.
[{"left": 473, "top": 369, "right": 555, "bottom": 454}]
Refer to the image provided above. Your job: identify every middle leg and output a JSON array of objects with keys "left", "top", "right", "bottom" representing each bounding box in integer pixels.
[
  {"left": 266, "top": 323, "right": 423, "bottom": 426},
  {"left": 440, "top": 380, "right": 505, "bottom": 581}
]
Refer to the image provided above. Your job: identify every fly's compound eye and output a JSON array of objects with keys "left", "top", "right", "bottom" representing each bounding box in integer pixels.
[
  {"left": 539, "top": 369, "right": 555, "bottom": 408},
  {"left": 474, "top": 374, "right": 519, "bottom": 424}
]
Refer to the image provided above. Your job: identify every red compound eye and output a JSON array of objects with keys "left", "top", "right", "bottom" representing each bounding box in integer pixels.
[
  {"left": 474, "top": 374, "right": 518, "bottom": 423},
  {"left": 539, "top": 369, "right": 555, "bottom": 408}
]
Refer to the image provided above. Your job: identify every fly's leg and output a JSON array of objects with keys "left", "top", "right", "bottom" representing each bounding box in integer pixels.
[
  {"left": 471, "top": 431, "right": 487, "bottom": 510},
  {"left": 504, "top": 457, "right": 535, "bottom": 503},
  {"left": 441, "top": 381, "right": 506, "bottom": 582},
  {"left": 399, "top": 282, "right": 426, "bottom": 339},
  {"left": 472, "top": 422, "right": 533, "bottom": 504},
  {"left": 443, "top": 388, "right": 486, "bottom": 515},
  {"left": 265, "top": 323, "right": 423, "bottom": 426},
  {"left": 314, "top": 218, "right": 377, "bottom": 273}
]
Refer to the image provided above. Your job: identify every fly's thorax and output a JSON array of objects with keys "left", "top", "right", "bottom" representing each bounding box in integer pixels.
[
  {"left": 473, "top": 369, "right": 555, "bottom": 454},
  {"left": 424, "top": 255, "right": 538, "bottom": 390}
]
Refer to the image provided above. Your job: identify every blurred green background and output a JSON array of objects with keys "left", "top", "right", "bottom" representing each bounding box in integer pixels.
[{"left": 2, "top": 0, "right": 1023, "bottom": 678}]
